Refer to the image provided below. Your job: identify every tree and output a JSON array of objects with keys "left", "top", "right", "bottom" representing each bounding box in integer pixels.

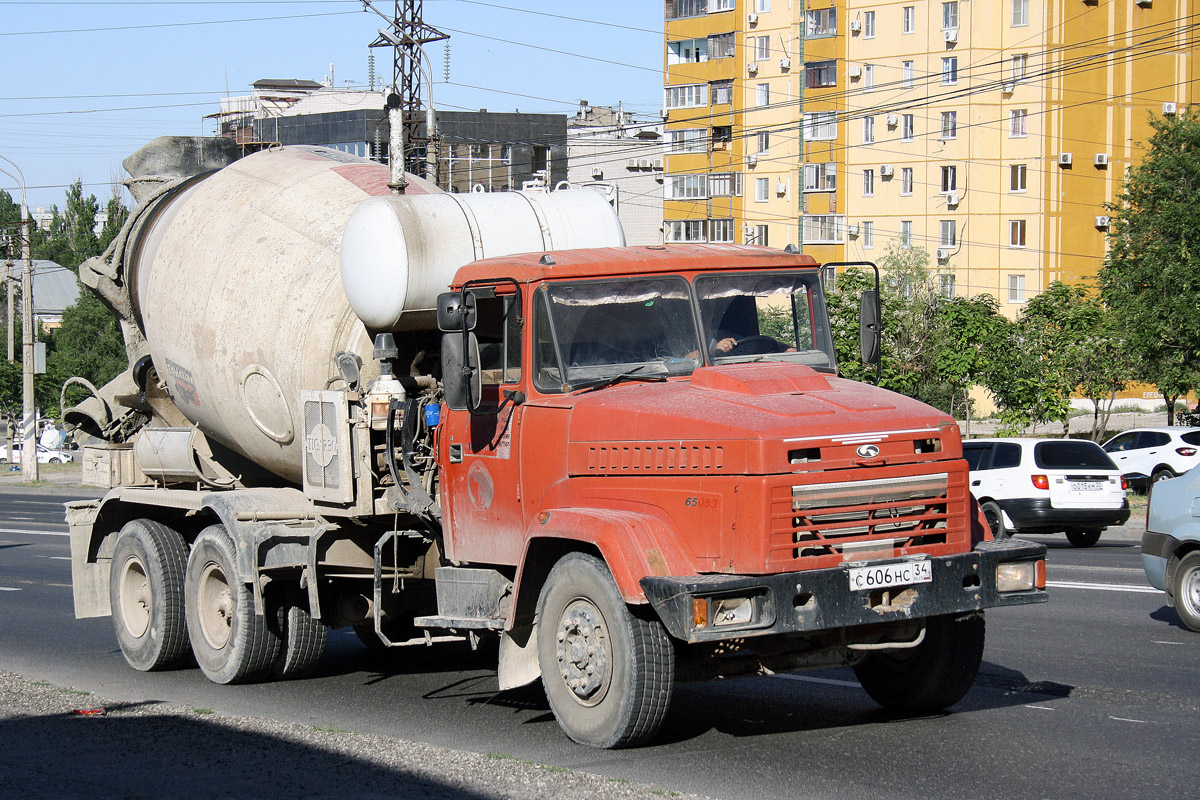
[
  {"left": 1099, "top": 109, "right": 1200, "bottom": 424},
  {"left": 49, "top": 286, "right": 128, "bottom": 411},
  {"left": 934, "top": 293, "right": 1004, "bottom": 434},
  {"left": 98, "top": 193, "right": 129, "bottom": 250}
]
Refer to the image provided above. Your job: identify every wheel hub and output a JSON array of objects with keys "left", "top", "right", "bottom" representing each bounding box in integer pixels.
[
  {"left": 118, "top": 554, "right": 151, "bottom": 638},
  {"left": 197, "top": 562, "right": 234, "bottom": 650},
  {"left": 554, "top": 599, "right": 611, "bottom": 706},
  {"left": 1183, "top": 567, "right": 1200, "bottom": 616}
]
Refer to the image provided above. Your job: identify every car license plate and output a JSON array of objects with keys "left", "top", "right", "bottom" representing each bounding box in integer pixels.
[
  {"left": 848, "top": 560, "right": 932, "bottom": 592},
  {"left": 1071, "top": 481, "right": 1104, "bottom": 491}
]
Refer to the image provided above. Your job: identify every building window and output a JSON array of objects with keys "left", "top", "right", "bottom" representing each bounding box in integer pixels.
[
  {"left": 941, "top": 57, "right": 958, "bottom": 85},
  {"left": 863, "top": 116, "right": 875, "bottom": 143},
  {"left": 667, "top": 174, "right": 708, "bottom": 199},
  {"left": 1010, "top": 163, "right": 1027, "bottom": 192},
  {"left": 805, "top": 60, "right": 837, "bottom": 88},
  {"left": 665, "top": 84, "right": 707, "bottom": 109},
  {"left": 665, "top": 219, "right": 707, "bottom": 242},
  {"left": 708, "top": 32, "right": 735, "bottom": 59},
  {"left": 1012, "top": 0, "right": 1029, "bottom": 27},
  {"left": 804, "top": 111, "right": 838, "bottom": 140},
  {"left": 863, "top": 168, "right": 875, "bottom": 196},
  {"left": 755, "top": 82, "right": 770, "bottom": 107},
  {"left": 1010, "top": 108, "right": 1028, "bottom": 137},
  {"left": 864, "top": 10, "right": 876, "bottom": 38},
  {"left": 756, "top": 131, "right": 770, "bottom": 153},
  {"left": 1011, "top": 53, "right": 1028, "bottom": 81},
  {"left": 756, "top": 177, "right": 770, "bottom": 202},
  {"left": 803, "top": 214, "right": 844, "bottom": 243},
  {"left": 942, "top": 1, "right": 958, "bottom": 30},
  {"left": 902, "top": 6, "right": 915, "bottom": 34},
  {"left": 669, "top": 129, "right": 706, "bottom": 153},
  {"left": 940, "top": 220, "right": 957, "bottom": 246},
  {"left": 902, "top": 60, "right": 915, "bottom": 88},
  {"left": 711, "top": 79, "right": 734, "bottom": 105},
  {"left": 900, "top": 167, "right": 914, "bottom": 195},
  {"left": 709, "top": 218, "right": 734, "bottom": 243},
  {"left": 863, "top": 64, "right": 875, "bottom": 91},
  {"left": 710, "top": 0, "right": 734, "bottom": 12},
  {"left": 804, "top": 162, "right": 837, "bottom": 192},
  {"left": 711, "top": 125, "right": 732, "bottom": 148},
  {"left": 940, "top": 110, "right": 957, "bottom": 139},
  {"left": 753, "top": 35, "right": 771, "bottom": 61},
  {"left": 939, "top": 273, "right": 956, "bottom": 298},
  {"left": 902, "top": 114, "right": 915, "bottom": 141},
  {"left": 941, "top": 165, "right": 957, "bottom": 192},
  {"left": 667, "top": 38, "right": 708, "bottom": 64},
  {"left": 746, "top": 223, "right": 769, "bottom": 245},
  {"left": 807, "top": 8, "right": 837, "bottom": 37},
  {"left": 667, "top": 0, "right": 706, "bottom": 20},
  {"left": 709, "top": 173, "right": 743, "bottom": 196},
  {"left": 900, "top": 220, "right": 913, "bottom": 248},
  {"left": 1008, "top": 274, "right": 1026, "bottom": 303},
  {"left": 756, "top": 0, "right": 771, "bottom": 11},
  {"left": 1010, "top": 219, "right": 1027, "bottom": 248},
  {"left": 862, "top": 221, "right": 874, "bottom": 248}
]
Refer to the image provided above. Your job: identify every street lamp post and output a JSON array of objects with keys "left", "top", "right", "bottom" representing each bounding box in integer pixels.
[{"left": 0, "top": 155, "right": 38, "bottom": 482}]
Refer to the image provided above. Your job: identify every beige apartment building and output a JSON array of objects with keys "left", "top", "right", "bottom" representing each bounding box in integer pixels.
[{"left": 664, "top": 0, "right": 1198, "bottom": 315}]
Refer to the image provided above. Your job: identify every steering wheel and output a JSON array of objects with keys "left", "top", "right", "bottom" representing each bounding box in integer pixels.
[{"left": 728, "top": 335, "right": 785, "bottom": 355}]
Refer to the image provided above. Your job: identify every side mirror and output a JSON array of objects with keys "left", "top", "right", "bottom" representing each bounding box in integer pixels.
[
  {"left": 859, "top": 289, "right": 881, "bottom": 365},
  {"left": 441, "top": 332, "right": 481, "bottom": 411},
  {"left": 437, "top": 291, "right": 476, "bottom": 333}
]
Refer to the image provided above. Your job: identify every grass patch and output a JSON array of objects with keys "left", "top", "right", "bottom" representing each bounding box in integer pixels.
[
  {"left": 192, "top": 708, "right": 214, "bottom": 715},
  {"left": 313, "top": 725, "right": 352, "bottom": 733},
  {"left": 61, "top": 688, "right": 91, "bottom": 696},
  {"left": 650, "top": 791, "right": 681, "bottom": 797},
  {"left": 487, "top": 752, "right": 570, "bottom": 772}
]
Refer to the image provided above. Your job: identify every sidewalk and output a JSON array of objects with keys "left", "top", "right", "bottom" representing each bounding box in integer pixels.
[{"left": 0, "top": 462, "right": 99, "bottom": 495}]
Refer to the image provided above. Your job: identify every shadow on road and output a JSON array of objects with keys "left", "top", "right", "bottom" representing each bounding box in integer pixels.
[{"left": 1150, "top": 605, "right": 1191, "bottom": 632}]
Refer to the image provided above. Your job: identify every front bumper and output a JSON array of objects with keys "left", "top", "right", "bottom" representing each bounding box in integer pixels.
[
  {"left": 641, "top": 539, "right": 1047, "bottom": 644},
  {"left": 1000, "top": 497, "right": 1130, "bottom": 533}
]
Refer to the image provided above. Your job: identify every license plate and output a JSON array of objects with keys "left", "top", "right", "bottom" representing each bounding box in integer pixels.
[
  {"left": 1071, "top": 481, "right": 1104, "bottom": 491},
  {"left": 848, "top": 560, "right": 932, "bottom": 592}
]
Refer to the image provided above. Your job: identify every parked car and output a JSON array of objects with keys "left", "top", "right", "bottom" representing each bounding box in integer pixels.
[
  {"left": 964, "top": 437, "right": 1130, "bottom": 547},
  {"left": 1143, "top": 467, "right": 1200, "bottom": 631},
  {"left": 1101, "top": 427, "right": 1200, "bottom": 489},
  {"left": 0, "top": 443, "right": 73, "bottom": 465}
]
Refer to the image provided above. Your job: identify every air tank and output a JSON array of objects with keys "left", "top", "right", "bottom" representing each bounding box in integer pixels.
[{"left": 123, "top": 145, "right": 624, "bottom": 483}]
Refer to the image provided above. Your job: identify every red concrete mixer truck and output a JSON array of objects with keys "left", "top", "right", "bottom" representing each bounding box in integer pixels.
[{"left": 64, "top": 137, "right": 1046, "bottom": 748}]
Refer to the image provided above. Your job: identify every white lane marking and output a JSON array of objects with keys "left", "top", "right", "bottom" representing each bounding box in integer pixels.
[
  {"left": 1046, "top": 580, "right": 1158, "bottom": 594},
  {"left": 1108, "top": 716, "right": 1148, "bottom": 724},
  {"left": 36, "top": 555, "right": 70, "bottom": 561},
  {"left": 0, "top": 587, "right": 20, "bottom": 592},
  {"left": 1153, "top": 641, "right": 1186, "bottom": 646},
  {"left": 771, "top": 674, "right": 859, "bottom": 688},
  {"left": 1025, "top": 705, "right": 1055, "bottom": 711},
  {"left": 0, "top": 528, "right": 68, "bottom": 537}
]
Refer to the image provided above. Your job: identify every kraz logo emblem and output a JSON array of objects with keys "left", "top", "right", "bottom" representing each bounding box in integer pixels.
[{"left": 856, "top": 444, "right": 881, "bottom": 458}]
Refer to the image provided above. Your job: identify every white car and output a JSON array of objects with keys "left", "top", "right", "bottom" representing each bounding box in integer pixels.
[
  {"left": 1101, "top": 427, "right": 1200, "bottom": 488},
  {"left": 964, "top": 437, "right": 1129, "bottom": 547},
  {"left": 0, "top": 443, "right": 73, "bottom": 465}
]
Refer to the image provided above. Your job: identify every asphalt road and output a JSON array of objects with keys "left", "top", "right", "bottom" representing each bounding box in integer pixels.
[{"left": 1, "top": 489, "right": 1197, "bottom": 799}]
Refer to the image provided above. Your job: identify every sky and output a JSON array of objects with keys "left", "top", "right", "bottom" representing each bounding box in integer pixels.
[{"left": 0, "top": 0, "right": 663, "bottom": 212}]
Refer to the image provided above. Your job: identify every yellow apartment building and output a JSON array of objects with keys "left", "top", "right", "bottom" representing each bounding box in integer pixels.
[{"left": 663, "top": 0, "right": 1197, "bottom": 317}]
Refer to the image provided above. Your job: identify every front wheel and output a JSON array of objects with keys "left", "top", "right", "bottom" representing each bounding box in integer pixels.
[
  {"left": 853, "top": 612, "right": 985, "bottom": 713},
  {"left": 1172, "top": 551, "right": 1200, "bottom": 632},
  {"left": 980, "top": 501, "right": 1009, "bottom": 539},
  {"left": 536, "top": 553, "right": 674, "bottom": 748},
  {"left": 1066, "top": 528, "right": 1102, "bottom": 548}
]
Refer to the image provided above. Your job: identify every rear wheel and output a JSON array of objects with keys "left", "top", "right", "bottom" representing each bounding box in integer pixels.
[
  {"left": 1172, "top": 551, "right": 1200, "bottom": 632},
  {"left": 109, "top": 519, "right": 192, "bottom": 671},
  {"left": 184, "top": 524, "right": 281, "bottom": 684},
  {"left": 1066, "top": 528, "right": 1102, "bottom": 548},
  {"left": 269, "top": 585, "right": 326, "bottom": 679},
  {"left": 536, "top": 553, "right": 674, "bottom": 748},
  {"left": 853, "top": 612, "right": 985, "bottom": 713},
  {"left": 980, "top": 501, "right": 1009, "bottom": 539},
  {"left": 1151, "top": 467, "right": 1176, "bottom": 484}
]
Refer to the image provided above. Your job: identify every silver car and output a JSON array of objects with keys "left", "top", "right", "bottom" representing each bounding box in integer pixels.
[{"left": 1143, "top": 467, "right": 1200, "bottom": 632}]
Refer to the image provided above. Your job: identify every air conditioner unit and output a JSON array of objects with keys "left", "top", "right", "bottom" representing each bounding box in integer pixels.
[
  {"left": 747, "top": 154, "right": 758, "bottom": 166},
  {"left": 652, "top": 158, "right": 664, "bottom": 170},
  {"left": 1136, "top": 0, "right": 1153, "bottom": 7},
  {"left": 847, "top": 224, "right": 860, "bottom": 236},
  {"left": 775, "top": 181, "right": 787, "bottom": 195},
  {"left": 944, "top": 29, "right": 958, "bottom": 43},
  {"left": 848, "top": 64, "right": 863, "bottom": 78},
  {"left": 779, "top": 56, "right": 792, "bottom": 70},
  {"left": 886, "top": 114, "right": 899, "bottom": 126},
  {"left": 945, "top": 190, "right": 960, "bottom": 206},
  {"left": 1002, "top": 83, "right": 1016, "bottom": 94},
  {"left": 936, "top": 248, "right": 951, "bottom": 261},
  {"left": 1058, "top": 152, "right": 1074, "bottom": 167},
  {"left": 1094, "top": 153, "right": 1110, "bottom": 167},
  {"left": 626, "top": 159, "right": 639, "bottom": 169},
  {"left": 747, "top": 12, "right": 759, "bottom": 24},
  {"left": 1163, "top": 101, "right": 1178, "bottom": 115},
  {"left": 637, "top": 159, "right": 653, "bottom": 169},
  {"left": 747, "top": 62, "right": 759, "bottom": 75},
  {"left": 1095, "top": 215, "right": 1112, "bottom": 229},
  {"left": 879, "top": 164, "right": 895, "bottom": 177},
  {"left": 591, "top": 167, "right": 604, "bottom": 179},
  {"left": 849, "top": 19, "right": 862, "bottom": 33}
]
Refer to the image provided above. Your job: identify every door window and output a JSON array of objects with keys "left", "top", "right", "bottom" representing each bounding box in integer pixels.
[{"left": 991, "top": 443, "right": 1022, "bottom": 469}]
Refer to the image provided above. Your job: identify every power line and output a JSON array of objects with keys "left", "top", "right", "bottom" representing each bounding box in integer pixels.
[{"left": 0, "top": 10, "right": 359, "bottom": 37}]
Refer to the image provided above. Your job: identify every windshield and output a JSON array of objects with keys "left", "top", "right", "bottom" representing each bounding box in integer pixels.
[{"left": 694, "top": 272, "right": 837, "bottom": 370}]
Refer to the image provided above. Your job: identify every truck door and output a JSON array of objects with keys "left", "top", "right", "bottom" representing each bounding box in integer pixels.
[{"left": 441, "top": 287, "right": 527, "bottom": 565}]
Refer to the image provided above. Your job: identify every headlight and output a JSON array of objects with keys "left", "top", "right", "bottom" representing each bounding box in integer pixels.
[
  {"left": 996, "top": 561, "right": 1037, "bottom": 592},
  {"left": 712, "top": 596, "right": 755, "bottom": 627}
]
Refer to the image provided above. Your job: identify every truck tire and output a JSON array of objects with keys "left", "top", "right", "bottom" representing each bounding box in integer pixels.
[
  {"left": 980, "top": 501, "right": 1009, "bottom": 539},
  {"left": 1066, "top": 528, "right": 1102, "bottom": 548},
  {"left": 536, "top": 553, "right": 674, "bottom": 749},
  {"left": 853, "top": 611, "right": 985, "bottom": 713},
  {"left": 184, "top": 524, "right": 281, "bottom": 684},
  {"left": 269, "top": 586, "right": 327, "bottom": 679},
  {"left": 1171, "top": 551, "right": 1200, "bottom": 633},
  {"left": 109, "top": 519, "right": 192, "bottom": 671}
]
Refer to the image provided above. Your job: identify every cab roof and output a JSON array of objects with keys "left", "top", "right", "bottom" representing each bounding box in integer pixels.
[{"left": 452, "top": 244, "right": 821, "bottom": 286}]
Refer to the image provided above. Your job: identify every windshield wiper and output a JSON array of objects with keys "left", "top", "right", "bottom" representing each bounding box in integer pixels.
[{"left": 570, "top": 366, "right": 667, "bottom": 394}]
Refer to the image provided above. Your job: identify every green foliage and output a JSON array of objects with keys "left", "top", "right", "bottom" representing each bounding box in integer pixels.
[
  {"left": 98, "top": 195, "right": 129, "bottom": 250},
  {"left": 1100, "top": 109, "right": 1200, "bottom": 423},
  {"left": 50, "top": 287, "right": 128, "bottom": 405},
  {"left": 935, "top": 293, "right": 1004, "bottom": 420},
  {"left": 756, "top": 305, "right": 796, "bottom": 347},
  {"left": 825, "top": 266, "right": 876, "bottom": 384}
]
